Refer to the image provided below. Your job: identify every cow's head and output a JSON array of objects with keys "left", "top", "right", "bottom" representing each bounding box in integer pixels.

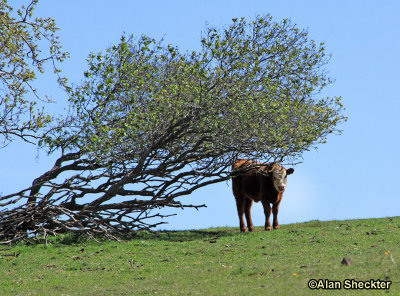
[{"left": 268, "top": 165, "right": 294, "bottom": 192}]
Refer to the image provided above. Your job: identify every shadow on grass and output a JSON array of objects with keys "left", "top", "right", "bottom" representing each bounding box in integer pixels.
[
  {"left": 130, "top": 228, "right": 239, "bottom": 242},
  {"left": 20, "top": 228, "right": 241, "bottom": 246}
]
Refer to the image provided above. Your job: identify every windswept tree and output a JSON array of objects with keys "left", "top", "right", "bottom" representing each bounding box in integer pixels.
[
  {"left": 0, "top": 15, "right": 346, "bottom": 242},
  {"left": 0, "top": 0, "right": 69, "bottom": 147}
]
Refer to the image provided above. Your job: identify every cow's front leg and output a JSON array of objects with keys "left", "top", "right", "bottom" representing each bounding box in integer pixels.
[
  {"left": 272, "top": 202, "right": 281, "bottom": 229},
  {"left": 261, "top": 200, "right": 272, "bottom": 231}
]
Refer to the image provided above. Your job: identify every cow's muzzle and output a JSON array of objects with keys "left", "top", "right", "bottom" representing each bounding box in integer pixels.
[{"left": 278, "top": 185, "right": 286, "bottom": 192}]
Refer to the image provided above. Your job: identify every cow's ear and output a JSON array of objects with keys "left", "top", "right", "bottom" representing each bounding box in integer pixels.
[{"left": 286, "top": 168, "right": 294, "bottom": 175}]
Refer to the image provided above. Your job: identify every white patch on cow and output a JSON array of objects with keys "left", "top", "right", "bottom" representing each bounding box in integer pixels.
[{"left": 272, "top": 167, "right": 288, "bottom": 192}]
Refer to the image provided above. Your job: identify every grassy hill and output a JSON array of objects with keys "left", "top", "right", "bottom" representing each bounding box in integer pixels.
[{"left": 1, "top": 217, "right": 399, "bottom": 295}]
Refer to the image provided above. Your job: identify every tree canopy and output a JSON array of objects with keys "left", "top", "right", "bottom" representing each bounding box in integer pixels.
[
  {"left": 0, "top": 15, "right": 346, "bottom": 242},
  {"left": 0, "top": 0, "right": 68, "bottom": 147}
]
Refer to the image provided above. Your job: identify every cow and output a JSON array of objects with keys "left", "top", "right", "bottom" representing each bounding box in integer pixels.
[{"left": 231, "top": 159, "right": 294, "bottom": 232}]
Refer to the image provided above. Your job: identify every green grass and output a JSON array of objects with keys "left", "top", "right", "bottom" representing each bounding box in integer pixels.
[{"left": 1, "top": 217, "right": 399, "bottom": 295}]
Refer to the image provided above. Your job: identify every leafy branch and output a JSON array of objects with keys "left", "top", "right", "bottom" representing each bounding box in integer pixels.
[{"left": 0, "top": 15, "right": 346, "bottom": 243}]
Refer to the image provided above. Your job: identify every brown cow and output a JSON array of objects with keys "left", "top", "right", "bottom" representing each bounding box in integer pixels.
[{"left": 232, "top": 159, "right": 294, "bottom": 232}]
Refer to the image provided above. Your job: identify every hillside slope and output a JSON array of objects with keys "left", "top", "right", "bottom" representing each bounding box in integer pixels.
[{"left": 1, "top": 217, "right": 399, "bottom": 295}]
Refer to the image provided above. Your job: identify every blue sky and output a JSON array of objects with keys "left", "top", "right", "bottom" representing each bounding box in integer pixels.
[{"left": 2, "top": 0, "right": 400, "bottom": 230}]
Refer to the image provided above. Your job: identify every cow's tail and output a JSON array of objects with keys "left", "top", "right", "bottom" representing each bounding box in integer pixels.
[{"left": 231, "top": 165, "right": 242, "bottom": 200}]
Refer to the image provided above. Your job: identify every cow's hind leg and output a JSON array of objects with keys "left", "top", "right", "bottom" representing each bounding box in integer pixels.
[
  {"left": 244, "top": 198, "right": 254, "bottom": 232},
  {"left": 235, "top": 197, "right": 246, "bottom": 232},
  {"left": 261, "top": 200, "right": 272, "bottom": 231},
  {"left": 233, "top": 178, "right": 247, "bottom": 232}
]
